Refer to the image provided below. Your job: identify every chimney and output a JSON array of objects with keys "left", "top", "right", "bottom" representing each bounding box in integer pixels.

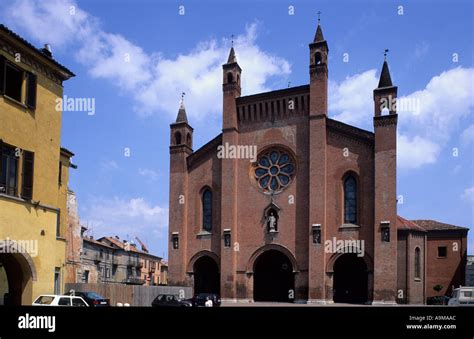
[{"left": 41, "top": 44, "right": 52, "bottom": 57}]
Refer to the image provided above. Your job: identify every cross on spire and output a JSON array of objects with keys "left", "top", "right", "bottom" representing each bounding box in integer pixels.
[
  {"left": 384, "top": 49, "right": 389, "bottom": 60},
  {"left": 317, "top": 11, "right": 321, "bottom": 23},
  {"left": 231, "top": 34, "right": 235, "bottom": 47},
  {"left": 181, "top": 92, "right": 185, "bottom": 104}
]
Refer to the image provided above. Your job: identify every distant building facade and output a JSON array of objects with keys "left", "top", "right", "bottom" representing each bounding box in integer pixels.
[
  {"left": 64, "top": 191, "right": 167, "bottom": 286},
  {"left": 82, "top": 236, "right": 143, "bottom": 285}
]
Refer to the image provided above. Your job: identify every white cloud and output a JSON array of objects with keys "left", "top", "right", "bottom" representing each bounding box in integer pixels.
[
  {"left": 397, "top": 134, "right": 440, "bottom": 169},
  {"left": 3, "top": 0, "right": 290, "bottom": 121},
  {"left": 100, "top": 160, "right": 118, "bottom": 171},
  {"left": 329, "top": 69, "right": 378, "bottom": 127},
  {"left": 399, "top": 67, "right": 474, "bottom": 142},
  {"left": 4, "top": 0, "right": 90, "bottom": 47},
  {"left": 461, "top": 187, "right": 474, "bottom": 203},
  {"left": 329, "top": 67, "right": 474, "bottom": 169},
  {"left": 461, "top": 124, "right": 474, "bottom": 145},
  {"left": 138, "top": 168, "right": 159, "bottom": 181},
  {"left": 83, "top": 196, "right": 168, "bottom": 241}
]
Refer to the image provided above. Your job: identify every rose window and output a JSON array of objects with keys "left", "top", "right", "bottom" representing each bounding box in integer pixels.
[{"left": 254, "top": 148, "right": 295, "bottom": 193}]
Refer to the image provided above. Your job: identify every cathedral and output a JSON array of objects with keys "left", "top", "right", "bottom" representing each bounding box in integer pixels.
[{"left": 167, "top": 23, "right": 468, "bottom": 304}]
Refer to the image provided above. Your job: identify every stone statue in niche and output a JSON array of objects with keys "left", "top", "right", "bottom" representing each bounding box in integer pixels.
[{"left": 267, "top": 211, "right": 277, "bottom": 233}]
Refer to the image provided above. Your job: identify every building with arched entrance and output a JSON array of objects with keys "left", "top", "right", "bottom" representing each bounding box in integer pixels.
[
  {"left": 0, "top": 24, "right": 75, "bottom": 305},
  {"left": 167, "top": 22, "right": 468, "bottom": 304}
]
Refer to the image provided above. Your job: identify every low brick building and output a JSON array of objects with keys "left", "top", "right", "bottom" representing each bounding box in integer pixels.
[
  {"left": 397, "top": 217, "right": 468, "bottom": 303},
  {"left": 167, "top": 22, "right": 468, "bottom": 304}
]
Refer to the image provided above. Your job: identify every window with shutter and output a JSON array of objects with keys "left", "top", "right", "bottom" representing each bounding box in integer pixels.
[
  {"left": 26, "top": 72, "right": 37, "bottom": 109},
  {"left": 4, "top": 63, "right": 23, "bottom": 102},
  {"left": 21, "top": 150, "right": 34, "bottom": 200},
  {"left": 0, "top": 143, "right": 18, "bottom": 196}
]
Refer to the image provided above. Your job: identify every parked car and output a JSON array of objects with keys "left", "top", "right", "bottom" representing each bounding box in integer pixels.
[
  {"left": 192, "top": 293, "right": 221, "bottom": 307},
  {"left": 448, "top": 287, "right": 474, "bottom": 306},
  {"left": 426, "top": 296, "right": 449, "bottom": 305},
  {"left": 151, "top": 294, "right": 192, "bottom": 307},
  {"left": 32, "top": 295, "right": 89, "bottom": 307},
  {"left": 67, "top": 291, "right": 110, "bottom": 307}
]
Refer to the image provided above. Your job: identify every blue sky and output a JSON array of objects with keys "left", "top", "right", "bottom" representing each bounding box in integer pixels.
[{"left": 1, "top": 0, "right": 473, "bottom": 257}]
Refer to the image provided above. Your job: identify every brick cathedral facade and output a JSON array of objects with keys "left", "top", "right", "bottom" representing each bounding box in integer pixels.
[{"left": 167, "top": 23, "right": 468, "bottom": 304}]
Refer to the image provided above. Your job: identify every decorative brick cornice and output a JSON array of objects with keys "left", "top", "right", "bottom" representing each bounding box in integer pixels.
[
  {"left": 169, "top": 144, "right": 193, "bottom": 155},
  {"left": 373, "top": 85, "right": 398, "bottom": 96},
  {"left": 223, "top": 61, "right": 242, "bottom": 72},
  {"left": 373, "top": 114, "right": 398, "bottom": 127},
  {"left": 237, "top": 85, "right": 309, "bottom": 105},
  {"left": 309, "top": 64, "right": 328, "bottom": 76},
  {"left": 222, "top": 127, "right": 239, "bottom": 133},
  {"left": 170, "top": 121, "right": 194, "bottom": 130},
  {"left": 309, "top": 40, "right": 329, "bottom": 50},
  {"left": 309, "top": 114, "right": 326, "bottom": 121},
  {"left": 223, "top": 83, "right": 241, "bottom": 94},
  {"left": 327, "top": 118, "right": 374, "bottom": 145}
]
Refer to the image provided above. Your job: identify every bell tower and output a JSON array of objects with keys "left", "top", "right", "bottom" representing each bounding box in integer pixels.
[
  {"left": 309, "top": 14, "right": 328, "bottom": 117},
  {"left": 308, "top": 15, "right": 330, "bottom": 303},
  {"left": 372, "top": 53, "right": 398, "bottom": 304},
  {"left": 222, "top": 46, "right": 241, "bottom": 131},
  {"left": 168, "top": 95, "right": 193, "bottom": 287}
]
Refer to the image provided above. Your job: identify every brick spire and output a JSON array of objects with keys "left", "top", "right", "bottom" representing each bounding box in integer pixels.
[
  {"left": 227, "top": 46, "right": 237, "bottom": 63},
  {"left": 314, "top": 24, "right": 325, "bottom": 42},
  {"left": 378, "top": 60, "right": 393, "bottom": 88},
  {"left": 175, "top": 94, "right": 188, "bottom": 123}
]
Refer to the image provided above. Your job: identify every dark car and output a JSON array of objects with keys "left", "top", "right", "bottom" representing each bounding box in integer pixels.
[
  {"left": 151, "top": 294, "right": 192, "bottom": 307},
  {"left": 192, "top": 293, "right": 221, "bottom": 307},
  {"left": 426, "top": 296, "right": 449, "bottom": 305},
  {"left": 67, "top": 291, "right": 110, "bottom": 307}
]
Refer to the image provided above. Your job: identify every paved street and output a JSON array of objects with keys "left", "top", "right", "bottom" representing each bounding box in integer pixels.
[{"left": 222, "top": 301, "right": 433, "bottom": 307}]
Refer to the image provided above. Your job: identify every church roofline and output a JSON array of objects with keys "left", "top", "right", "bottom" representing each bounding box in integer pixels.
[
  {"left": 411, "top": 220, "right": 469, "bottom": 231},
  {"left": 187, "top": 133, "right": 223, "bottom": 169},
  {"left": 326, "top": 118, "right": 374, "bottom": 143},
  {"left": 237, "top": 84, "right": 309, "bottom": 105}
]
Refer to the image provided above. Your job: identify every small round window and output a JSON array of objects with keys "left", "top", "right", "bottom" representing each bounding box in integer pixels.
[{"left": 253, "top": 148, "right": 295, "bottom": 193}]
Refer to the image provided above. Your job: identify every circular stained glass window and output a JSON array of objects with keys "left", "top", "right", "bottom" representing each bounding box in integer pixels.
[{"left": 253, "top": 148, "right": 295, "bottom": 193}]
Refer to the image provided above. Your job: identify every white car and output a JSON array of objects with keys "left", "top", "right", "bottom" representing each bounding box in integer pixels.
[
  {"left": 33, "top": 294, "right": 89, "bottom": 307},
  {"left": 448, "top": 287, "right": 474, "bottom": 306}
]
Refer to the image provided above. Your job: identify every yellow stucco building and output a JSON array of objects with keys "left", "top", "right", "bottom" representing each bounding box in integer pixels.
[{"left": 0, "top": 24, "right": 75, "bottom": 305}]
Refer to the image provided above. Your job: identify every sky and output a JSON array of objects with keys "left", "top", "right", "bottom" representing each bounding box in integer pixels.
[{"left": 0, "top": 0, "right": 472, "bottom": 258}]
